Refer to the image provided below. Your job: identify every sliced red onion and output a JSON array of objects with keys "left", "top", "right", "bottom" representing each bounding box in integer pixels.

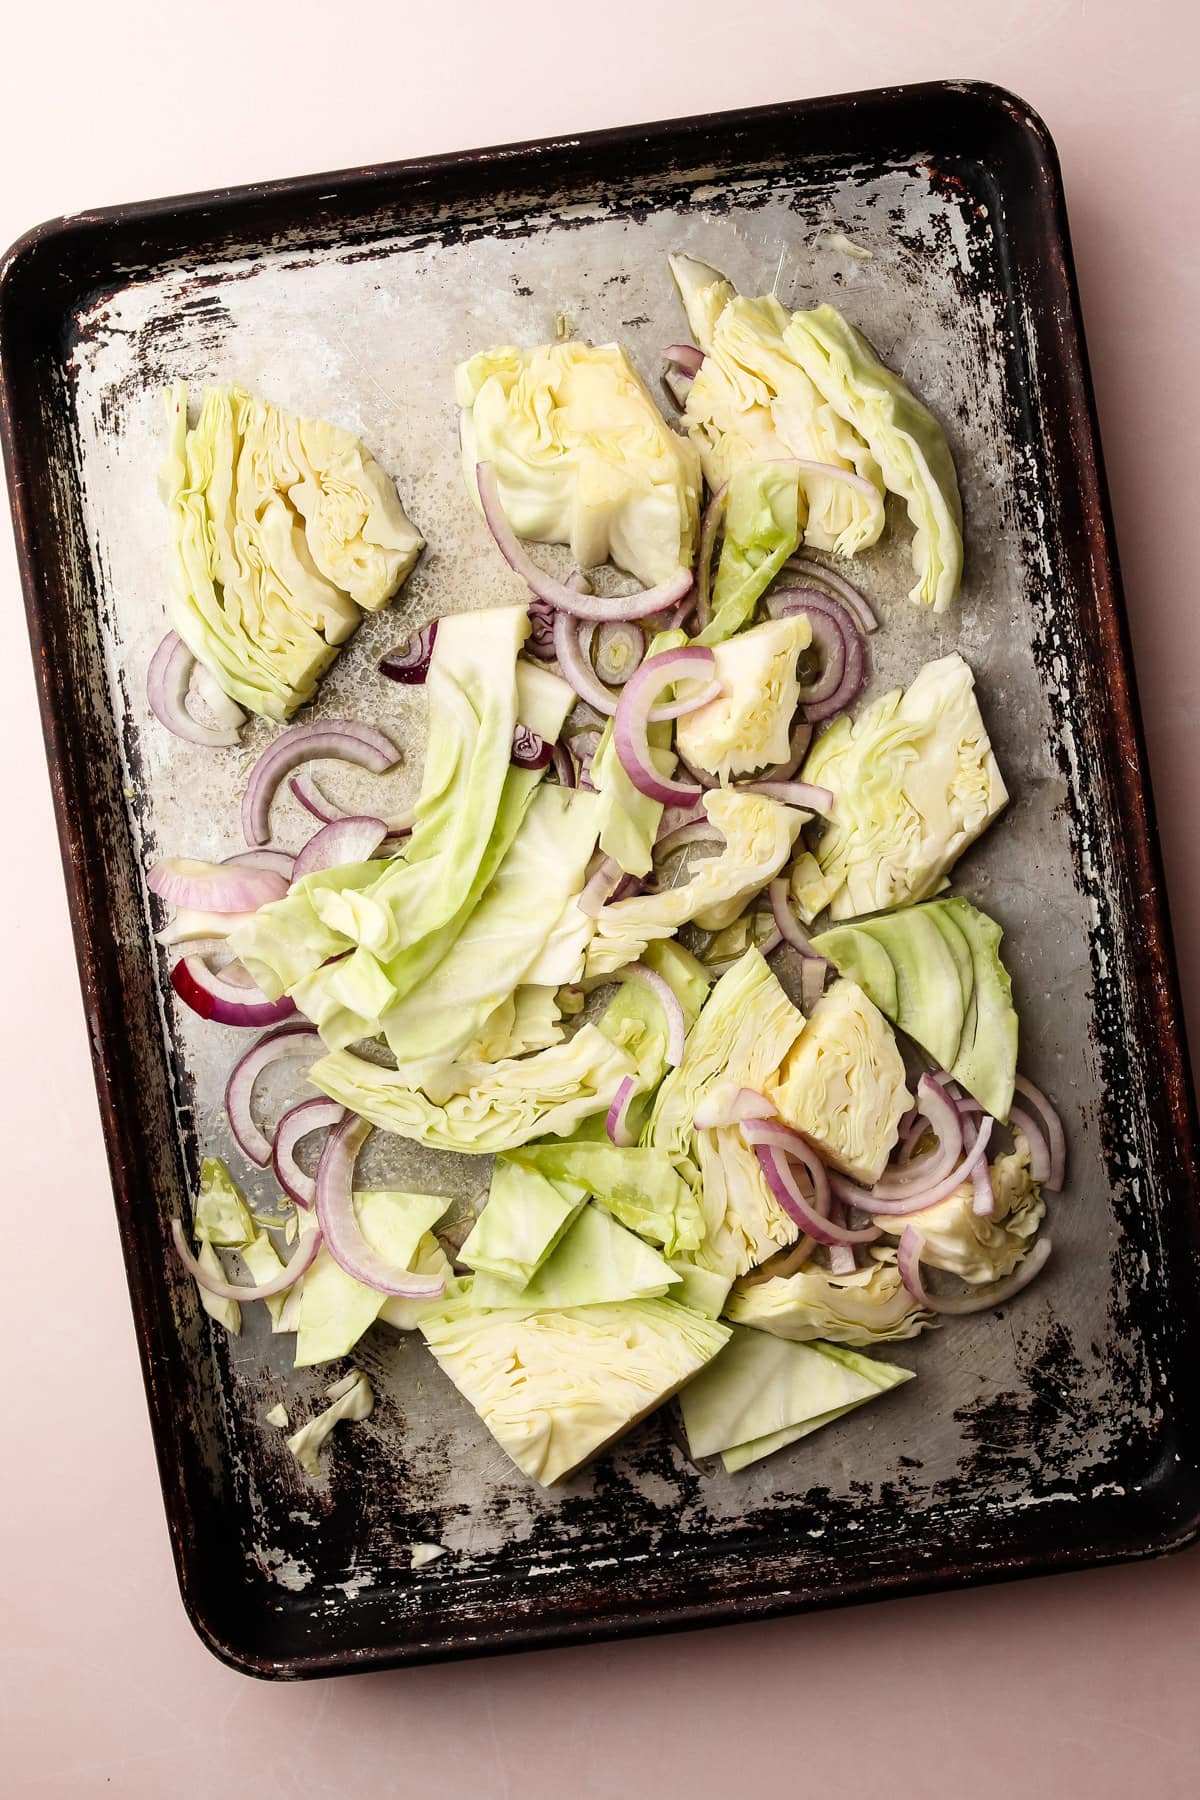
[
  {"left": 191, "top": 661, "right": 246, "bottom": 731},
  {"left": 611, "top": 873, "right": 645, "bottom": 902},
  {"left": 832, "top": 1118, "right": 995, "bottom": 1216},
  {"left": 148, "top": 857, "right": 287, "bottom": 914},
  {"left": 614, "top": 647, "right": 719, "bottom": 805},
  {"left": 554, "top": 608, "right": 618, "bottom": 716},
  {"left": 782, "top": 554, "right": 879, "bottom": 633},
  {"left": 316, "top": 1114, "right": 446, "bottom": 1297},
  {"left": 550, "top": 743, "right": 576, "bottom": 787},
  {"left": 224, "top": 849, "right": 296, "bottom": 880},
  {"left": 618, "top": 962, "right": 686, "bottom": 1065},
  {"left": 1014, "top": 1074, "right": 1067, "bottom": 1191},
  {"left": 664, "top": 344, "right": 704, "bottom": 376},
  {"left": 606, "top": 1075, "right": 639, "bottom": 1147},
  {"left": 1007, "top": 1103, "right": 1051, "bottom": 1183},
  {"left": 899, "top": 1226, "right": 1052, "bottom": 1315},
  {"left": 757, "top": 717, "right": 814, "bottom": 784},
  {"left": 477, "top": 461, "right": 692, "bottom": 621},
  {"left": 766, "top": 588, "right": 867, "bottom": 723},
  {"left": 379, "top": 620, "right": 438, "bottom": 683},
  {"left": 693, "top": 1086, "right": 777, "bottom": 1131},
  {"left": 768, "top": 877, "right": 824, "bottom": 958},
  {"left": 274, "top": 1097, "right": 346, "bottom": 1209},
  {"left": 289, "top": 772, "right": 414, "bottom": 838},
  {"left": 170, "top": 955, "right": 297, "bottom": 1028},
  {"left": 592, "top": 621, "right": 645, "bottom": 687},
  {"left": 971, "top": 1154, "right": 995, "bottom": 1218},
  {"left": 752, "top": 1141, "right": 880, "bottom": 1247},
  {"left": 293, "top": 816, "right": 389, "bottom": 883},
  {"left": 171, "top": 1216, "right": 320, "bottom": 1302},
  {"left": 146, "top": 632, "right": 242, "bottom": 749},
  {"left": 525, "top": 598, "right": 558, "bottom": 661},
  {"left": 654, "top": 821, "right": 724, "bottom": 860},
  {"left": 793, "top": 604, "right": 848, "bottom": 705},
  {"left": 578, "top": 856, "right": 623, "bottom": 917},
  {"left": 740, "top": 779, "right": 834, "bottom": 813},
  {"left": 224, "top": 1024, "right": 324, "bottom": 1167},
  {"left": 512, "top": 723, "right": 554, "bottom": 770},
  {"left": 694, "top": 482, "right": 728, "bottom": 634},
  {"left": 870, "top": 1076, "right": 965, "bottom": 1196},
  {"left": 241, "top": 721, "right": 400, "bottom": 847}
]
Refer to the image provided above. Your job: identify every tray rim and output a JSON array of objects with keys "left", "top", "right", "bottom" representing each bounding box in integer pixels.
[{"left": 4, "top": 77, "right": 1200, "bottom": 1680}]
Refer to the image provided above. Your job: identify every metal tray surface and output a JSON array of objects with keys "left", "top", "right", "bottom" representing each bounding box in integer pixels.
[{"left": 2, "top": 81, "right": 1199, "bottom": 1678}]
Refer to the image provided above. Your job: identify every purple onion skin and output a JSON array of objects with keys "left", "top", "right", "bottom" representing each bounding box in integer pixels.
[
  {"left": 511, "top": 724, "right": 554, "bottom": 769},
  {"left": 380, "top": 620, "right": 439, "bottom": 683},
  {"left": 526, "top": 599, "right": 558, "bottom": 661}
]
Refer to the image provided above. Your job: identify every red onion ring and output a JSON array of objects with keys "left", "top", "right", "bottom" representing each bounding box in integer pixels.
[
  {"left": 739, "top": 779, "right": 833, "bottom": 812},
  {"left": 553, "top": 608, "right": 618, "bottom": 716},
  {"left": 224, "top": 1023, "right": 324, "bottom": 1167},
  {"left": 191, "top": 661, "right": 246, "bottom": 731},
  {"left": 379, "top": 620, "right": 438, "bottom": 683},
  {"left": 694, "top": 482, "right": 728, "bottom": 635},
  {"left": 606, "top": 1075, "right": 639, "bottom": 1147},
  {"left": 315, "top": 1114, "right": 447, "bottom": 1297},
  {"left": 799, "top": 957, "right": 827, "bottom": 1011},
  {"left": 273, "top": 1097, "right": 346, "bottom": 1209},
  {"left": 512, "top": 724, "right": 554, "bottom": 770},
  {"left": 831, "top": 1118, "right": 995, "bottom": 1216},
  {"left": 693, "top": 1086, "right": 777, "bottom": 1131},
  {"left": 613, "top": 647, "right": 719, "bottom": 805},
  {"left": 293, "top": 816, "right": 389, "bottom": 883},
  {"left": 757, "top": 718, "right": 814, "bottom": 784},
  {"left": 170, "top": 955, "right": 297, "bottom": 1028},
  {"left": 550, "top": 743, "right": 577, "bottom": 788},
  {"left": 224, "top": 849, "right": 296, "bottom": 880},
  {"left": 1007, "top": 1103, "right": 1051, "bottom": 1183},
  {"left": 899, "top": 1226, "right": 1052, "bottom": 1315},
  {"left": 767, "top": 589, "right": 868, "bottom": 723},
  {"left": 749, "top": 1137, "right": 880, "bottom": 1247},
  {"left": 171, "top": 1216, "right": 320, "bottom": 1302},
  {"left": 289, "top": 772, "right": 414, "bottom": 838},
  {"left": 1014, "top": 1075, "right": 1067, "bottom": 1191},
  {"left": 477, "top": 461, "right": 692, "bottom": 622},
  {"left": 241, "top": 721, "right": 400, "bottom": 847},
  {"left": 767, "top": 877, "right": 824, "bottom": 959},
  {"left": 525, "top": 598, "right": 559, "bottom": 661},
  {"left": 782, "top": 554, "right": 879, "bottom": 633},
  {"left": 578, "top": 856, "right": 623, "bottom": 917},
  {"left": 664, "top": 343, "right": 704, "bottom": 376},
  {"left": 970, "top": 1152, "right": 995, "bottom": 1218},
  {"left": 617, "top": 962, "right": 686, "bottom": 1065},
  {"left": 869, "top": 1076, "right": 965, "bottom": 1196},
  {"left": 146, "top": 632, "right": 242, "bottom": 749},
  {"left": 149, "top": 857, "right": 287, "bottom": 914}
]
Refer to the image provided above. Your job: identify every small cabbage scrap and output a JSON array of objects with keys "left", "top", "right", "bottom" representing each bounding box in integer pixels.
[
  {"left": 647, "top": 948, "right": 806, "bottom": 1278},
  {"left": 160, "top": 382, "right": 423, "bottom": 720},
  {"left": 679, "top": 1326, "right": 913, "bottom": 1472},
  {"left": 295, "top": 1191, "right": 451, "bottom": 1368},
  {"left": 193, "top": 1157, "right": 255, "bottom": 1246},
  {"left": 585, "top": 788, "right": 804, "bottom": 977},
  {"left": 676, "top": 614, "right": 812, "bottom": 782},
  {"left": 421, "top": 1295, "right": 729, "bottom": 1485},
  {"left": 410, "top": 1543, "right": 447, "bottom": 1570},
  {"left": 796, "top": 653, "right": 1008, "bottom": 922},
  {"left": 309, "top": 1026, "right": 635, "bottom": 1155},
  {"left": 873, "top": 1145, "right": 1045, "bottom": 1282},
  {"left": 457, "top": 340, "right": 702, "bottom": 586},
  {"left": 726, "top": 1250, "right": 929, "bottom": 1345},
  {"left": 285, "top": 1370, "right": 374, "bottom": 1476},
  {"left": 783, "top": 304, "right": 963, "bottom": 610},
  {"left": 768, "top": 978, "right": 910, "bottom": 1185},
  {"left": 697, "top": 461, "right": 804, "bottom": 646},
  {"left": 459, "top": 1159, "right": 588, "bottom": 1289},
  {"left": 668, "top": 256, "right": 885, "bottom": 558}
]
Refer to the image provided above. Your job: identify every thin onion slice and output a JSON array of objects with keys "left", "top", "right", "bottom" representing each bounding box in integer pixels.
[
  {"left": 241, "top": 720, "right": 400, "bottom": 847},
  {"left": 171, "top": 1216, "right": 320, "bottom": 1302},
  {"left": 191, "top": 661, "right": 247, "bottom": 731},
  {"left": 1007, "top": 1103, "right": 1052, "bottom": 1183},
  {"left": 315, "top": 1114, "right": 446, "bottom": 1297},
  {"left": 550, "top": 743, "right": 576, "bottom": 788},
  {"left": 767, "top": 588, "right": 867, "bottom": 721},
  {"left": 694, "top": 482, "right": 728, "bottom": 634},
  {"left": 170, "top": 955, "right": 296, "bottom": 1028},
  {"left": 664, "top": 344, "right": 704, "bottom": 376},
  {"left": 224, "top": 849, "right": 296, "bottom": 880},
  {"left": 146, "top": 632, "right": 242, "bottom": 749},
  {"left": 1014, "top": 1074, "right": 1067, "bottom": 1191},
  {"left": 274, "top": 1098, "right": 346, "bottom": 1209},
  {"left": 289, "top": 771, "right": 414, "bottom": 838},
  {"left": 224, "top": 1023, "right": 324, "bottom": 1167},
  {"left": 899, "top": 1226, "right": 1052, "bottom": 1315},
  {"left": 148, "top": 857, "right": 287, "bottom": 914},
  {"left": 752, "top": 1143, "right": 880, "bottom": 1247},
  {"left": 971, "top": 1154, "right": 995, "bottom": 1218},
  {"left": 781, "top": 554, "right": 880, "bottom": 633},
  {"left": 739, "top": 778, "right": 833, "bottom": 813},
  {"left": 800, "top": 957, "right": 828, "bottom": 1012},
  {"left": 768, "top": 877, "right": 824, "bottom": 959},
  {"left": 554, "top": 608, "right": 618, "bottom": 716},
  {"left": 592, "top": 621, "right": 645, "bottom": 687},
  {"left": 477, "top": 462, "right": 692, "bottom": 622},
  {"left": 870, "top": 1075, "right": 964, "bottom": 1195},
  {"left": 606, "top": 1075, "right": 639, "bottom": 1147},
  {"left": 613, "top": 646, "right": 718, "bottom": 805},
  {"left": 693, "top": 1085, "right": 777, "bottom": 1131},
  {"left": 379, "top": 620, "right": 438, "bottom": 683},
  {"left": 293, "top": 816, "right": 389, "bottom": 883},
  {"left": 832, "top": 1118, "right": 995, "bottom": 1216},
  {"left": 617, "top": 962, "right": 686, "bottom": 1066},
  {"left": 578, "top": 856, "right": 623, "bottom": 917}
]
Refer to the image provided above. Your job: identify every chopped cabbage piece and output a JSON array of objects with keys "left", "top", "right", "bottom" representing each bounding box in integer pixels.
[
  {"left": 195, "top": 1241, "right": 241, "bottom": 1335},
  {"left": 667, "top": 1261, "right": 733, "bottom": 1319},
  {"left": 265, "top": 1403, "right": 290, "bottom": 1428},
  {"left": 160, "top": 382, "right": 422, "bottom": 720},
  {"left": 873, "top": 1145, "right": 1045, "bottom": 1282},
  {"left": 193, "top": 1157, "right": 255, "bottom": 1246},
  {"left": 797, "top": 654, "right": 1007, "bottom": 922},
  {"left": 679, "top": 1326, "right": 913, "bottom": 1471},
  {"left": 469, "top": 1202, "right": 679, "bottom": 1309},
  {"left": 767, "top": 979, "right": 910, "bottom": 1185},
  {"left": 309, "top": 1025, "right": 635, "bottom": 1155},
  {"left": 410, "top": 1543, "right": 447, "bottom": 1569},
  {"left": 378, "top": 1235, "right": 457, "bottom": 1333},
  {"left": 585, "top": 788, "right": 804, "bottom": 977},
  {"left": 512, "top": 1128, "right": 704, "bottom": 1257},
  {"left": 697, "top": 460, "right": 804, "bottom": 646},
  {"left": 285, "top": 1370, "right": 374, "bottom": 1476},
  {"left": 459, "top": 1159, "right": 587, "bottom": 1288},
  {"left": 726, "top": 1250, "right": 929, "bottom": 1345},
  {"left": 676, "top": 614, "right": 812, "bottom": 781},
  {"left": 456, "top": 340, "right": 702, "bottom": 586},
  {"left": 295, "top": 1191, "right": 450, "bottom": 1368},
  {"left": 668, "top": 257, "right": 885, "bottom": 557},
  {"left": 421, "top": 1295, "right": 729, "bottom": 1485}
]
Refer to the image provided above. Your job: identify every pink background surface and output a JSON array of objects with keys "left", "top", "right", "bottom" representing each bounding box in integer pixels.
[{"left": 3, "top": 3, "right": 1199, "bottom": 1793}]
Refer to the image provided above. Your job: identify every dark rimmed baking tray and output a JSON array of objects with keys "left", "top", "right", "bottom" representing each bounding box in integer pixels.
[{"left": 3, "top": 80, "right": 1199, "bottom": 1680}]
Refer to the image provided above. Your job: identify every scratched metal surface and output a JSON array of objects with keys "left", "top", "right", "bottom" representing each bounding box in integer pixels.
[{"left": 5, "top": 86, "right": 1199, "bottom": 1674}]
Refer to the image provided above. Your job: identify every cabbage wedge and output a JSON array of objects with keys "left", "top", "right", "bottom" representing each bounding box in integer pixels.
[
  {"left": 697, "top": 461, "right": 804, "bottom": 646},
  {"left": 768, "top": 978, "right": 910, "bottom": 1185},
  {"left": 676, "top": 614, "right": 812, "bottom": 781},
  {"left": 726, "top": 1251, "right": 929, "bottom": 1345}
]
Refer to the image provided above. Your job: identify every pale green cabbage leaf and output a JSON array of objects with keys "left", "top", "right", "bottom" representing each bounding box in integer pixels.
[
  {"left": 676, "top": 614, "right": 812, "bottom": 781},
  {"left": 510, "top": 1128, "right": 704, "bottom": 1257},
  {"left": 725, "top": 1249, "right": 930, "bottom": 1345},
  {"left": 285, "top": 1370, "right": 374, "bottom": 1475},
  {"left": 468, "top": 1203, "right": 680, "bottom": 1310},
  {"left": 767, "top": 978, "right": 910, "bottom": 1185},
  {"left": 696, "top": 461, "right": 803, "bottom": 646},
  {"left": 295, "top": 1190, "right": 451, "bottom": 1368},
  {"left": 459, "top": 1159, "right": 588, "bottom": 1288}
]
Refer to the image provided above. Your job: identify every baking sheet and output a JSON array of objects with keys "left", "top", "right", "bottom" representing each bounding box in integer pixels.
[{"left": 4, "top": 83, "right": 1198, "bottom": 1674}]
